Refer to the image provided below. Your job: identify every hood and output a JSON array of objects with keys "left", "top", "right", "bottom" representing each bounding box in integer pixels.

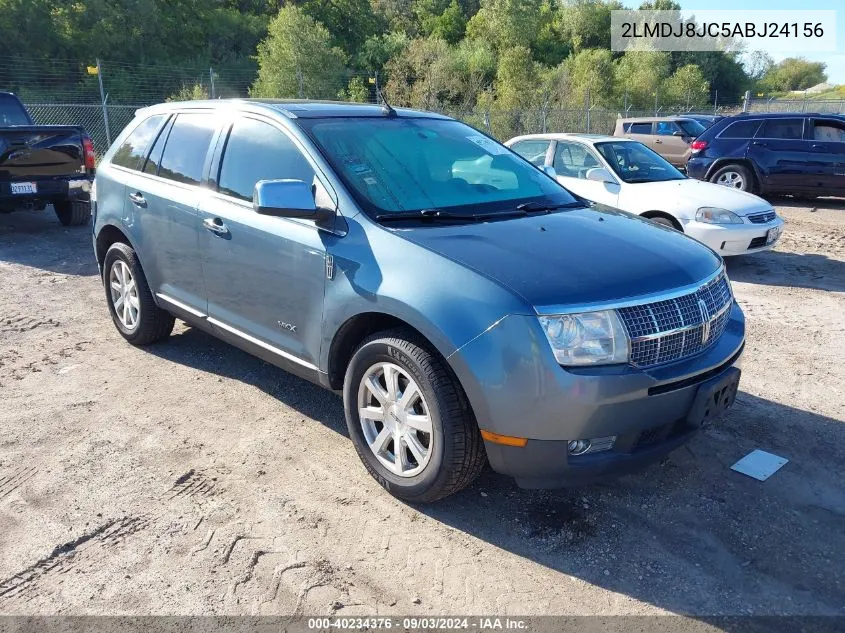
[
  {"left": 634, "top": 179, "right": 773, "bottom": 216},
  {"left": 391, "top": 206, "right": 721, "bottom": 312}
]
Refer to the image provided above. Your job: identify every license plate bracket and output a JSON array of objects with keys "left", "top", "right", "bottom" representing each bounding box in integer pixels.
[
  {"left": 10, "top": 182, "right": 37, "bottom": 195},
  {"left": 766, "top": 226, "right": 782, "bottom": 245},
  {"left": 686, "top": 367, "right": 740, "bottom": 428}
]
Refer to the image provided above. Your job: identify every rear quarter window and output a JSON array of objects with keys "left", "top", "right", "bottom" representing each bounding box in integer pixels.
[
  {"left": 625, "top": 122, "right": 652, "bottom": 134},
  {"left": 111, "top": 115, "right": 167, "bottom": 170},
  {"left": 718, "top": 119, "right": 762, "bottom": 139}
]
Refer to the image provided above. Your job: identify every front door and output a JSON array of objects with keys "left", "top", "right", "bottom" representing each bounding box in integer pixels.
[
  {"left": 653, "top": 120, "right": 689, "bottom": 167},
  {"left": 198, "top": 116, "right": 328, "bottom": 368},
  {"left": 551, "top": 140, "right": 620, "bottom": 207}
]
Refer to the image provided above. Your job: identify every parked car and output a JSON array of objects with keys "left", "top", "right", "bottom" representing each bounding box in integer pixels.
[
  {"left": 613, "top": 116, "right": 708, "bottom": 168},
  {"left": 506, "top": 133, "right": 784, "bottom": 256},
  {"left": 687, "top": 112, "right": 845, "bottom": 197},
  {"left": 685, "top": 114, "right": 724, "bottom": 129},
  {"left": 0, "top": 91, "right": 95, "bottom": 225},
  {"left": 93, "top": 100, "right": 745, "bottom": 502}
]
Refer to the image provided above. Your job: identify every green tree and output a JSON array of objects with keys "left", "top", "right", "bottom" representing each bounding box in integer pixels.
[
  {"left": 357, "top": 31, "right": 411, "bottom": 72},
  {"left": 758, "top": 57, "right": 827, "bottom": 93},
  {"left": 567, "top": 48, "right": 615, "bottom": 106},
  {"left": 384, "top": 38, "right": 461, "bottom": 109},
  {"left": 494, "top": 46, "right": 538, "bottom": 110},
  {"left": 614, "top": 50, "right": 671, "bottom": 108},
  {"left": 419, "top": 0, "right": 468, "bottom": 44},
  {"left": 251, "top": 5, "right": 346, "bottom": 99},
  {"left": 299, "top": 0, "right": 384, "bottom": 58},
  {"left": 167, "top": 83, "right": 210, "bottom": 102},
  {"left": 662, "top": 64, "right": 709, "bottom": 107},
  {"left": 467, "top": 0, "right": 543, "bottom": 51},
  {"left": 555, "top": 0, "right": 623, "bottom": 54},
  {"left": 338, "top": 76, "right": 371, "bottom": 102}
]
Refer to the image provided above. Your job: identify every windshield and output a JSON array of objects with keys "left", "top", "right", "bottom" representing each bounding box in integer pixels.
[
  {"left": 677, "top": 119, "right": 706, "bottom": 137},
  {"left": 595, "top": 141, "right": 686, "bottom": 184},
  {"left": 298, "top": 117, "right": 577, "bottom": 217},
  {"left": 0, "top": 94, "right": 32, "bottom": 126}
]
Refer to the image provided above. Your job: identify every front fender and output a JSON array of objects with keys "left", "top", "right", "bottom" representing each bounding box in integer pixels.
[{"left": 320, "top": 216, "right": 530, "bottom": 373}]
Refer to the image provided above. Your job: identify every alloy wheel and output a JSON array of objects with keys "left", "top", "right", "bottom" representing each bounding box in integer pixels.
[
  {"left": 357, "top": 362, "right": 433, "bottom": 477},
  {"left": 109, "top": 260, "right": 140, "bottom": 330},
  {"left": 716, "top": 171, "right": 744, "bottom": 189}
]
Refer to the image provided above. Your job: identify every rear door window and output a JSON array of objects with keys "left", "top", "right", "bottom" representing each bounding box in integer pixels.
[
  {"left": 158, "top": 113, "right": 217, "bottom": 185},
  {"left": 655, "top": 121, "right": 679, "bottom": 136},
  {"left": 553, "top": 141, "right": 601, "bottom": 178},
  {"left": 756, "top": 119, "right": 805, "bottom": 140},
  {"left": 111, "top": 115, "right": 166, "bottom": 170},
  {"left": 509, "top": 140, "right": 551, "bottom": 166},
  {"left": 811, "top": 119, "right": 845, "bottom": 142},
  {"left": 625, "top": 122, "right": 653, "bottom": 134},
  {"left": 719, "top": 119, "right": 762, "bottom": 139},
  {"left": 218, "top": 118, "right": 315, "bottom": 201}
]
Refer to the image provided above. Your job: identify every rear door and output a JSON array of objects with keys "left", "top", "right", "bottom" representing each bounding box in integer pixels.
[
  {"left": 808, "top": 117, "right": 845, "bottom": 193},
  {"left": 123, "top": 111, "right": 218, "bottom": 313},
  {"left": 749, "top": 118, "right": 814, "bottom": 191},
  {"left": 198, "top": 116, "right": 329, "bottom": 368},
  {"left": 653, "top": 120, "right": 688, "bottom": 166}
]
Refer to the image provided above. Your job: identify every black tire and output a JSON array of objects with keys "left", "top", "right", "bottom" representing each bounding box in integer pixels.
[
  {"left": 102, "top": 242, "right": 174, "bottom": 345},
  {"left": 709, "top": 164, "right": 755, "bottom": 193},
  {"left": 646, "top": 215, "right": 679, "bottom": 230},
  {"left": 343, "top": 328, "right": 486, "bottom": 503},
  {"left": 54, "top": 200, "right": 91, "bottom": 226}
]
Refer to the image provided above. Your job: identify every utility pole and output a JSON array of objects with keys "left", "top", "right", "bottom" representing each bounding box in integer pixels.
[{"left": 96, "top": 59, "right": 111, "bottom": 146}]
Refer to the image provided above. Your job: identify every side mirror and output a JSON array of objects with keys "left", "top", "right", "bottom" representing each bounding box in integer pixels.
[
  {"left": 542, "top": 165, "right": 557, "bottom": 179},
  {"left": 253, "top": 179, "right": 334, "bottom": 221},
  {"left": 585, "top": 167, "right": 616, "bottom": 184}
]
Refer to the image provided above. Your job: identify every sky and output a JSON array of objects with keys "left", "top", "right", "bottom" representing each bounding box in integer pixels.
[{"left": 621, "top": 0, "right": 845, "bottom": 85}]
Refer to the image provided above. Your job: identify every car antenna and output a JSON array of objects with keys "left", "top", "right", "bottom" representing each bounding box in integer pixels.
[{"left": 374, "top": 72, "right": 396, "bottom": 117}]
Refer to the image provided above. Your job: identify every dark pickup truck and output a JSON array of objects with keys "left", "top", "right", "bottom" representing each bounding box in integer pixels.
[{"left": 1, "top": 91, "right": 95, "bottom": 226}]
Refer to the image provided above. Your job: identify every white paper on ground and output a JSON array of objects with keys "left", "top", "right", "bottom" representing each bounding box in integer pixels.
[{"left": 730, "top": 449, "right": 789, "bottom": 481}]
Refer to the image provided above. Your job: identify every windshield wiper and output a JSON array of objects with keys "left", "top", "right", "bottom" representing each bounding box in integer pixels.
[
  {"left": 516, "top": 201, "right": 586, "bottom": 213},
  {"left": 376, "top": 208, "right": 524, "bottom": 222},
  {"left": 375, "top": 209, "right": 452, "bottom": 222}
]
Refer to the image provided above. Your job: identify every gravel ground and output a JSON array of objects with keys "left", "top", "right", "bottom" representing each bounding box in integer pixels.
[{"left": 0, "top": 200, "right": 843, "bottom": 617}]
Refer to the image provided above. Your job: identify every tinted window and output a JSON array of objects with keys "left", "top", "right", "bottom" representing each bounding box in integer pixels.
[
  {"left": 757, "top": 118, "right": 804, "bottom": 140},
  {"left": 111, "top": 115, "right": 166, "bottom": 170},
  {"left": 510, "top": 140, "right": 551, "bottom": 166},
  {"left": 0, "top": 94, "right": 31, "bottom": 125},
  {"left": 158, "top": 113, "right": 216, "bottom": 185},
  {"left": 625, "top": 122, "right": 652, "bottom": 134},
  {"left": 218, "top": 119, "right": 315, "bottom": 201},
  {"left": 812, "top": 119, "right": 845, "bottom": 142},
  {"left": 655, "top": 121, "right": 679, "bottom": 136},
  {"left": 720, "top": 119, "right": 762, "bottom": 139},
  {"left": 142, "top": 117, "right": 173, "bottom": 175},
  {"left": 553, "top": 141, "right": 601, "bottom": 178}
]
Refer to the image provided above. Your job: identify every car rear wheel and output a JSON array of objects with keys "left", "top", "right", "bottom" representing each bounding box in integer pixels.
[
  {"left": 343, "top": 329, "right": 486, "bottom": 502},
  {"left": 54, "top": 200, "right": 91, "bottom": 226},
  {"left": 103, "top": 242, "right": 174, "bottom": 345},
  {"left": 710, "top": 164, "right": 754, "bottom": 192}
]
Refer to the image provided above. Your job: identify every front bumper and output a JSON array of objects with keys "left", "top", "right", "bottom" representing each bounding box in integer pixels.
[
  {"left": 448, "top": 302, "right": 745, "bottom": 488},
  {"left": 682, "top": 217, "right": 785, "bottom": 256}
]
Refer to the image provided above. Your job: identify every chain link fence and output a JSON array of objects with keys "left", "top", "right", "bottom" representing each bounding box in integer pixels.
[{"left": 10, "top": 57, "right": 844, "bottom": 153}]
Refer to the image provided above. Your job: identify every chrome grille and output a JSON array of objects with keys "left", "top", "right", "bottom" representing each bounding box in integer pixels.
[
  {"left": 747, "top": 211, "right": 776, "bottom": 224},
  {"left": 618, "top": 271, "right": 733, "bottom": 368}
]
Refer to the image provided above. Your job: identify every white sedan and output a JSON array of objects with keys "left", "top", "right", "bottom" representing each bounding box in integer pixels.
[{"left": 505, "top": 133, "right": 785, "bottom": 256}]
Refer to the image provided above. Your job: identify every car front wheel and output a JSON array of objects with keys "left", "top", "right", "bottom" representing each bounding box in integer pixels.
[{"left": 343, "top": 329, "right": 486, "bottom": 502}]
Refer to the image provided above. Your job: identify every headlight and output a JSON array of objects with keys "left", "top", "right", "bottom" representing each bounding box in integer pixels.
[
  {"left": 696, "top": 207, "right": 743, "bottom": 224},
  {"left": 538, "top": 310, "right": 630, "bottom": 366}
]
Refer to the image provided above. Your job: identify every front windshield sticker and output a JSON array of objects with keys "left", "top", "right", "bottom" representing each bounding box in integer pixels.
[{"left": 466, "top": 135, "right": 508, "bottom": 156}]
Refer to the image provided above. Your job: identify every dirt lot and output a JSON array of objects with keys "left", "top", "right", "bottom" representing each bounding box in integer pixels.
[{"left": 0, "top": 200, "right": 843, "bottom": 618}]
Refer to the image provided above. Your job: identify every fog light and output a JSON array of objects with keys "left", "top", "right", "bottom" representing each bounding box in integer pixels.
[
  {"left": 567, "top": 436, "right": 616, "bottom": 456},
  {"left": 568, "top": 440, "right": 591, "bottom": 456}
]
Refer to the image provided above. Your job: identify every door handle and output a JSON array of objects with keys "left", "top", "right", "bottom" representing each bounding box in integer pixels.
[
  {"left": 654, "top": 139, "right": 663, "bottom": 144},
  {"left": 128, "top": 192, "right": 146, "bottom": 207},
  {"left": 811, "top": 143, "right": 824, "bottom": 150},
  {"left": 752, "top": 141, "right": 767, "bottom": 146},
  {"left": 202, "top": 217, "right": 229, "bottom": 235}
]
